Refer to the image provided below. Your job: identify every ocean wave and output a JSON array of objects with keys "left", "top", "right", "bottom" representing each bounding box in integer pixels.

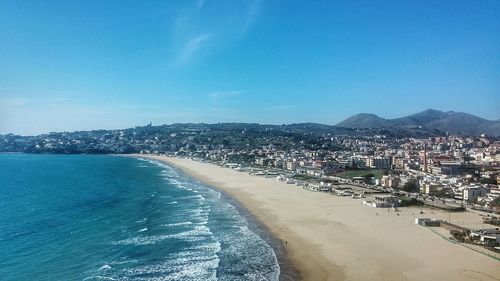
[
  {"left": 83, "top": 275, "right": 117, "bottom": 281},
  {"left": 122, "top": 257, "right": 219, "bottom": 281},
  {"left": 213, "top": 225, "right": 281, "bottom": 281},
  {"left": 185, "top": 240, "right": 222, "bottom": 253},
  {"left": 99, "top": 264, "right": 112, "bottom": 270},
  {"left": 161, "top": 221, "right": 192, "bottom": 227},
  {"left": 176, "top": 194, "right": 205, "bottom": 201},
  {"left": 139, "top": 158, "right": 168, "bottom": 169},
  {"left": 111, "top": 226, "right": 214, "bottom": 245},
  {"left": 188, "top": 207, "right": 211, "bottom": 223}
]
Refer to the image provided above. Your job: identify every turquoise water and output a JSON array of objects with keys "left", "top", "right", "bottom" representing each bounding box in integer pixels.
[{"left": 0, "top": 154, "right": 280, "bottom": 281}]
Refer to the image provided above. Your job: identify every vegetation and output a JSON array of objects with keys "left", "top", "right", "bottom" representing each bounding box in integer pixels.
[
  {"left": 483, "top": 216, "right": 500, "bottom": 226},
  {"left": 401, "top": 179, "right": 419, "bottom": 193},
  {"left": 491, "top": 197, "right": 500, "bottom": 209},
  {"left": 480, "top": 177, "right": 497, "bottom": 185},
  {"left": 399, "top": 197, "right": 422, "bottom": 207},
  {"left": 226, "top": 154, "right": 256, "bottom": 164},
  {"left": 336, "top": 169, "right": 385, "bottom": 179},
  {"left": 434, "top": 188, "right": 456, "bottom": 199},
  {"left": 450, "top": 229, "right": 468, "bottom": 242}
]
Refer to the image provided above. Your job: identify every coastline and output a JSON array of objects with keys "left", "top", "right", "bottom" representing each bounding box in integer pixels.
[
  {"left": 131, "top": 154, "right": 300, "bottom": 281},
  {"left": 212, "top": 182, "right": 299, "bottom": 281},
  {"left": 135, "top": 155, "right": 500, "bottom": 281}
]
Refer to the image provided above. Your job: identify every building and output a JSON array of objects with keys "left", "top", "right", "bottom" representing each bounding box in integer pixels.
[
  {"left": 415, "top": 218, "right": 441, "bottom": 227},
  {"left": 421, "top": 183, "right": 443, "bottom": 194},
  {"left": 286, "top": 161, "right": 297, "bottom": 171},
  {"left": 255, "top": 157, "right": 269, "bottom": 166},
  {"left": 380, "top": 175, "right": 401, "bottom": 188},
  {"left": 366, "top": 157, "right": 391, "bottom": 169},
  {"left": 463, "top": 185, "right": 490, "bottom": 203},
  {"left": 363, "top": 195, "right": 400, "bottom": 208},
  {"left": 470, "top": 229, "right": 500, "bottom": 246},
  {"left": 431, "top": 161, "right": 462, "bottom": 176}
]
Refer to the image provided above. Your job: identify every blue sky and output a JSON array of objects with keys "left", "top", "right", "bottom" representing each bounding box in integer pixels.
[{"left": 1, "top": 0, "right": 499, "bottom": 135}]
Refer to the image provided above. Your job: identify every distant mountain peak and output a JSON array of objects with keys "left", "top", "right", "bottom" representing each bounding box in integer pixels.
[
  {"left": 336, "top": 113, "right": 388, "bottom": 129},
  {"left": 336, "top": 109, "right": 500, "bottom": 136},
  {"left": 422, "top": 108, "right": 444, "bottom": 114}
]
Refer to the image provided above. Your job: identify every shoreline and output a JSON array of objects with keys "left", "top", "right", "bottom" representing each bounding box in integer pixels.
[
  {"left": 214, "top": 184, "right": 300, "bottom": 281},
  {"left": 135, "top": 154, "right": 345, "bottom": 280},
  {"left": 136, "top": 155, "right": 500, "bottom": 281},
  {"left": 132, "top": 154, "right": 300, "bottom": 281}
]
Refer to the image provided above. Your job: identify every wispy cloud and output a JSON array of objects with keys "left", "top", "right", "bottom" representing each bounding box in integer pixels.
[
  {"left": 209, "top": 90, "right": 242, "bottom": 98},
  {"left": 243, "top": 0, "right": 262, "bottom": 33},
  {"left": 170, "top": 0, "right": 263, "bottom": 66},
  {"left": 178, "top": 32, "right": 212, "bottom": 64}
]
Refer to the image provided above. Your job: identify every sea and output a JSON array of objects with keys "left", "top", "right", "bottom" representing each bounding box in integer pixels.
[{"left": 0, "top": 154, "right": 282, "bottom": 281}]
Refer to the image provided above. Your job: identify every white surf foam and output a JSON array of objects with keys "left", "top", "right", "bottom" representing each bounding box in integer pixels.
[
  {"left": 99, "top": 264, "right": 112, "bottom": 270},
  {"left": 161, "top": 221, "right": 192, "bottom": 227},
  {"left": 111, "top": 225, "right": 213, "bottom": 245}
]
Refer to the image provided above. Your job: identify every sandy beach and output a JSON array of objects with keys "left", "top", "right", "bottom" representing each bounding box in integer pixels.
[{"left": 139, "top": 155, "right": 499, "bottom": 281}]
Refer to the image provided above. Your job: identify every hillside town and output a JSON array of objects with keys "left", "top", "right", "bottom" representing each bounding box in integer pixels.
[
  {"left": 163, "top": 130, "right": 500, "bottom": 255},
  {"left": 3, "top": 123, "right": 498, "bottom": 210},
  {"left": 2, "top": 122, "right": 500, "bottom": 255},
  {"left": 179, "top": 133, "right": 500, "bottom": 211}
]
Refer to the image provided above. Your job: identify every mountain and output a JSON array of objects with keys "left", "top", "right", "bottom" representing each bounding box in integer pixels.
[
  {"left": 336, "top": 113, "right": 392, "bottom": 129},
  {"left": 336, "top": 109, "right": 500, "bottom": 136},
  {"left": 393, "top": 109, "right": 447, "bottom": 126}
]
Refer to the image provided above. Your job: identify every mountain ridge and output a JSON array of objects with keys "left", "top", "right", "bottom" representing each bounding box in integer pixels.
[{"left": 336, "top": 109, "right": 500, "bottom": 136}]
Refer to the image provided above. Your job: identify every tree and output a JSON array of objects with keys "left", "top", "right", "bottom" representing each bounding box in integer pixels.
[
  {"left": 490, "top": 197, "right": 500, "bottom": 209},
  {"left": 402, "top": 179, "right": 419, "bottom": 193},
  {"left": 435, "top": 188, "right": 455, "bottom": 198},
  {"left": 363, "top": 173, "right": 375, "bottom": 184},
  {"left": 480, "top": 177, "right": 497, "bottom": 185},
  {"left": 450, "top": 230, "right": 467, "bottom": 242}
]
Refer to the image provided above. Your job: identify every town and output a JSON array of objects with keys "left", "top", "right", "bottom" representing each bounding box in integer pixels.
[
  {"left": 1, "top": 123, "right": 499, "bottom": 210},
  {"left": 2, "top": 122, "right": 500, "bottom": 253}
]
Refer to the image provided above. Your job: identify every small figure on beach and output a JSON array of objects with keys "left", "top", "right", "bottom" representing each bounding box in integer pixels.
[{"left": 285, "top": 240, "right": 288, "bottom": 245}]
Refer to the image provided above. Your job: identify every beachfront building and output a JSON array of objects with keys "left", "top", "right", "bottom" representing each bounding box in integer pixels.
[
  {"left": 415, "top": 218, "right": 441, "bottom": 227},
  {"left": 470, "top": 229, "right": 500, "bottom": 246},
  {"left": 363, "top": 195, "right": 400, "bottom": 208}
]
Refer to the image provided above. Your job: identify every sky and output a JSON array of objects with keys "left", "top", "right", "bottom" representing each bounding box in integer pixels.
[{"left": 0, "top": 0, "right": 499, "bottom": 135}]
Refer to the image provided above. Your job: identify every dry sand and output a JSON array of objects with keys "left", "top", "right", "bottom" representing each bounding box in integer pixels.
[{"left": 139, "top": 155, "right": 499, "bottom": 281}]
